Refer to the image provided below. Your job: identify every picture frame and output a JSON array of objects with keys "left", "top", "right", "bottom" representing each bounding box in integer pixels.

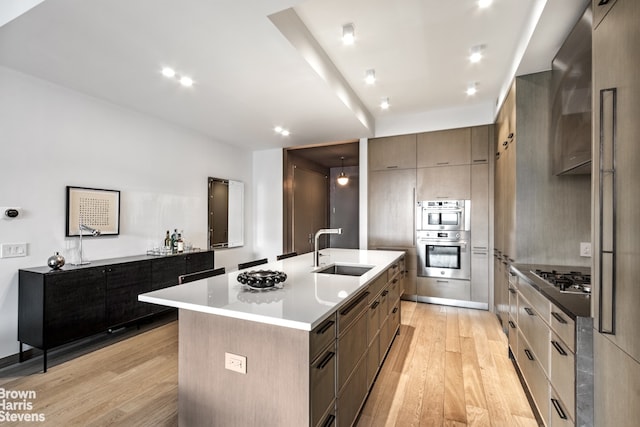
[{"left": 66, "top": 186, "right": 120, "bottom": 237}]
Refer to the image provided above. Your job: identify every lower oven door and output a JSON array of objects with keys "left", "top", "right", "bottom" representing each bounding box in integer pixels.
[{"left": 417, "top": 238, "right": 470, "bottom": 280}]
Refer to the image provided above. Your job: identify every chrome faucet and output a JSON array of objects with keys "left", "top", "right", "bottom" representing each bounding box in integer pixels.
[{"left": 314, "top": 228, "right": 342, "bottom": 267}]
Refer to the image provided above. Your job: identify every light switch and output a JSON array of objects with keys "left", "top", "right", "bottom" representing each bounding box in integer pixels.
[{"left": 0, "top": 243, "right": 28, "bottom": 258}]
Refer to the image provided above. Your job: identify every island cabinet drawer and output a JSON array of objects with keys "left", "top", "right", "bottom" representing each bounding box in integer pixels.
[
  {"left": 368, "top": 272, "right": 388, "bottom": 300},
  {"left": 518, "top": 330, "right": 550, "bottom": 427},
  {"left": 550, "top": 305, "right": 575, "bottom": 353},
  {"left": 387, "top": 261, "right": 401, "bottom": 281},
  {"left": 367, "top": 298, "right": 382, "bottom": 346},
  {"left": 316, "top": 406, "right": 336, "bottom": 427},
  {"left": 550, "top": 332, "right": 575, "bottom": 421},
  {"left": 388, "top": 276, "right": 400, "bottom": 308},
  {"left": 417, "top": 277, "right": 471, "bottom": 301},
  {"left": 311, "top": 314, "right": 336, "bottom": 362},
  {"left": 310, "top": 342, "right": 336, "bottom": 427},
  {"left": 337, "top": 310, "right": 368, "bottom": 392},
  {"left": 507, "top": 316, "right": 518, "bottom": 357},
  {"left": 366, "top": 334, "right": 380, "bottom": 389},
  {"left": 338, "top": 290, "right": 370, "bottom": 335},
  {"left": 337, "top": 358, "right": 367, "bottom": 427},
  {"left": 518, "top": 278, "right": 550, "bottom": 321},
  {"left": 518, "top": 294, "right": 550, "bottom": 376}
]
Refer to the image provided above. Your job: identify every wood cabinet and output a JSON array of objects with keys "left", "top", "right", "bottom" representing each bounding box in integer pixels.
[
  {"left": 471, "top": 125, "right": 491, "bottom": 164},
  {"left": 18, "top": 251, "right": 214, "bottom": 371},
  {"left": 416, "top": 164, "right": 470, "bottom": 200},
  {"left": 417, "top": 127, "right": 471, "bottom": 167},
  {"left": 592, "top": 1, "right": 640, "bottom": 426},
  {"left": 368, "top": 134, "right": 416, "bottom": 171},
  {"left": 368, "top": 169, "right": 416, "bottom": 247},
  {"left": 471, "top": 163, "right": 490, "bottom": 304}
]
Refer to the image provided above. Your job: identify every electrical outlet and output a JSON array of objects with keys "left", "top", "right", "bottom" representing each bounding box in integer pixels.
[
  {"left": 0, "top": 243, "right": 28, "bottom": 258},
  {"left": 580, "top": 242, "right": 591, "bottom": 257},
  {"left": 225, "top": 352, "right": 247, "bottom": 374}
]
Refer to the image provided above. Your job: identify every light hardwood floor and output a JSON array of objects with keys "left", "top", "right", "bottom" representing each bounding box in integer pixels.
[{"left": 0, "top": 302, "right": 537, "bottom": 426}]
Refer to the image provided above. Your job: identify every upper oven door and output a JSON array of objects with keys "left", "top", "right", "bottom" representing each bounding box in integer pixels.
[{"left": 416, "top": 200, "right": 469, "bottom": 231}]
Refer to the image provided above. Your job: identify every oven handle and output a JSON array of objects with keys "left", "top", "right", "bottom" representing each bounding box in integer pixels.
[{"left": 417, "top": 239, "right": 468, "bottom": 248}]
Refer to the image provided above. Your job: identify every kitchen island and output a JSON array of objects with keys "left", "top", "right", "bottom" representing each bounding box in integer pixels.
[{"left": 139, "top": 248, "right": 405, "bottom": 427}]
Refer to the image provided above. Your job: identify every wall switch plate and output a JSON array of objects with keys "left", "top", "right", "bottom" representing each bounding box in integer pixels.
[
  {"left": 225, "top": 352, "right": 247, "bottom": 374},
  {"left": 0, "top": 243, "right": 28, "bottom": 258},
  {"left": 580, "top": 242, "right": 592, "bottom": 257}
]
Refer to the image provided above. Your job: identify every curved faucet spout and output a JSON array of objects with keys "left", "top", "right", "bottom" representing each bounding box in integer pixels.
[{"left": 314, "top": 228, "right": 343, "bottom": 267}]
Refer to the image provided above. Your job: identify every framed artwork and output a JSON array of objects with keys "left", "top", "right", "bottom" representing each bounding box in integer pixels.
[{"left": 66, "top": 186, "right": 120, "bottom": 237}]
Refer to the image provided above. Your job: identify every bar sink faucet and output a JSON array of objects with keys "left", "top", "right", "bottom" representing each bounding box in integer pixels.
[{"left": 314, "top": 228, "right": 343, "bottom": 267}]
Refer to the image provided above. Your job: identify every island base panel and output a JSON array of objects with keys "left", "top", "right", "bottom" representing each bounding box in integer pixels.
[{"left": 178, "top": 309, "right": 311, "bottom": 427}]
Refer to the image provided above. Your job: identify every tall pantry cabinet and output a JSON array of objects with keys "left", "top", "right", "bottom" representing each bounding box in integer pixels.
[
  {"left": 591, "top": 0, "right": 640, "bottom": 425},
  {"left": 368, "top": 134, "right": 418, "bottom": 298}
]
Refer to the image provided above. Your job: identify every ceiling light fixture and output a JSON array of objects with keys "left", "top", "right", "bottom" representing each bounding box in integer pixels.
[
  {"left": 469, "top": 45, "right": 484, "bottom": 63},
  {"left": 161, "top": 67, "right": 176, "bottom": 78},
  {"left": 337, "top": 157, "right": 349, "bottom": 186},
  {"left": 478, "top": 0, "right": 492, "bottom": 8},
  {"left": 342, "top": 23, "right": 355, "bottom": 45},
  {"left": 179, "top": 76, "right": 194, "bottom": 87},
  {"left": 466, "top": 82, "right": 478, "bottom": 96},
  {"left": 380, "top": 97, "right": 390, "bottom": 110},
  {"left": 274, "top": 126, "right": 290, "bottom": 136},
  {"left": 365, "top": 69, "right": 376, "bottom": 84}
]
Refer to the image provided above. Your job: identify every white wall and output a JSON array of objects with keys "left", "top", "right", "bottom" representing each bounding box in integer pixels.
[
  {"left": 0, "top": 67, "right": 256, "bottom": 358},
  {"left": 252, "top": 148, "right": 283, "bottom": 261}
]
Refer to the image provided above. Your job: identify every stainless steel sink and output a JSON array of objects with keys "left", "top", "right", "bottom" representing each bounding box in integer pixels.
[{"left": 315, "top": 264, "right": 373, "bottom": 276}]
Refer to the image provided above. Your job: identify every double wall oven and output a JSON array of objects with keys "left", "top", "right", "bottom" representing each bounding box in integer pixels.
[{"left": 416, "top": 200, "right": 470, "bottom": 280}]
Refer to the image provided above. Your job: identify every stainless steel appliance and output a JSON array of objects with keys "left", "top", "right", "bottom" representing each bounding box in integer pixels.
[
  {"left": 416, "top": 230, "right": 470, "bottom": 280},
  {"left": 416, "top": 200, "right": 470, "bottom": 231},
  {"left": 530, "top": 269, "right": 591, "bottom": 294}
]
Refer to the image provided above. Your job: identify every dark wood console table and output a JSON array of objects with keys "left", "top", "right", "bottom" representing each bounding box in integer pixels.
[{"left": 18, "top": 250, "right": 214, "bottom": 372}]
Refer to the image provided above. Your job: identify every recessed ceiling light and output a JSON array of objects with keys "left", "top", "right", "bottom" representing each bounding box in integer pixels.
[
  {"left": 478, "top": 0, "right": 492, "bottom": 8},
  {"left": 274, "top": 126, "right": 283, "bottom": 133},
  {"left": 380, "top": 97, "right": 390, "bottom": 110},
  {"left": 342, "top": 23, "right": 355, "bottom": 45},
  {"left": 469, "top": 45, "right": 484, "bottom": 63},
  {"left": 161, "top": 67, "right": 176, "bottom": 78},
  {"left": 179, "top": 76, "right": 194, "bottom": 87},
  {"left": 274, "top": 126, "right": 290, "bottom": 136},
  {"left": 365, "top": 69, "right": 376, "bottom": 85},
  {"left": 466, "top": 82, "right": 478, "bottom": 96},
  {"left": 281, "top": 129, "right": 290, "bottom": 136}
]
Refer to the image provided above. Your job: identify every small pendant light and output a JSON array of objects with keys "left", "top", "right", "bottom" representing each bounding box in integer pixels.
[{"left": 337, "top": 157, "right": 349, "bottom": 186}]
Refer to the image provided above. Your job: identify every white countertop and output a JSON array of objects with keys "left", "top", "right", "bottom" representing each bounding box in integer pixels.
[{"left": 138, "top": 248, "right": 404, "bottom": 331}]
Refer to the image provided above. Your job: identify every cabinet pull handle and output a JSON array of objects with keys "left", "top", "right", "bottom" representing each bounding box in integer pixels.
[
  {"left": 597, "top": 0, "right": 611, "bottom": 5},
  {"left": 392, "top": 307, "right": 398, "bottom": 314},
  {"left": 382, "top": 290, "right": 389, "bottom": 296},
  {"left": 508, "top": 288, "right": 516, "bottom": 294},
  {"left": 340, "top": 291, "right": 370, "bottom": 316},
  {"left": 436, "top": 280, "right": 449, "bottom": 283},
  {"left": 473, "top": 159, "right": 487, "bottom": 163},
  {"left": 598, "top": 87, "right": 617, "bottom": 335},
  {"left": 551, "top": 340, "right": 568, "bottom": 356},
  {"left": 371, "top": 301, "right": 380, "bottom": 310},
  {"left": 436, "top": 162, "right": 450, "bottom": 165},
  {"left": 392, "top": 278, "right": 398, "bottom": 284},
  {"left": 321, "top": 414, "right": 336, "bottom": 427},
  {"left": 524, "top": 349, "right": 535, "bottom": 361},
  {"left": 386, "top": 165, "right": 398, "bottom": 169},
  {"left": 315, "top": 351, "right": 335, "bottom": 370},
  {"left": 508, "top": 320, "right": 516, "bottom": 329},
  {"left": 551, "top": 311, "right": 568, "bottom": 324},
  {"left": 502, "top": 140, "right": 508, "bottom": 147},
  {"left": 524, "top": 307, "right": 534, "bottom": 316},
  {"left": 316, "top": 320, "right": 335, "bottom": 335},
  {"left": 551, "top": 398, "right": 568, "bottom": 420}
]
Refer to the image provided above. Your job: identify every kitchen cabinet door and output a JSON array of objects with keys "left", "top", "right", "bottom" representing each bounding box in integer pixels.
[
  {"left": 592, "top": 0, "right": 640, "bottom": 361},
  {"left": 185, "top": 251, "right": 215, "bottom": 273},
  {"left": 417, "top": 127, "right": 471, "bottom": 167},
  {"left": 416, "top": 165, "right": 470, "bottom": 200},
  {"left": 369, "top": 134, "right": 416, "bottom": 171},
  {"left": 368, "top": 169, "right": 416, "bottom": 247},
  {"left": 470, "top": 163, "right": 489, "bottom": 303},
  {"left": 471, "top": 125, "right": 492, "bottom": 164}
]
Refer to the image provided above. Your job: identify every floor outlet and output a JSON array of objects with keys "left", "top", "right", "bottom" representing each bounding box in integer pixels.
[{"left": 225, "top": 352, "right": 247, "bottom": 374}]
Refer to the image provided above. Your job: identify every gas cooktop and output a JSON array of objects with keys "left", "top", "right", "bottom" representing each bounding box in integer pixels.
[{"left": 530, "top": 269, "right": 591, "bottom": 295}]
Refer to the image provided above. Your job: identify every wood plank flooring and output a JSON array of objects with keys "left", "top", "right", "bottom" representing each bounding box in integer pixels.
[
  {"left": 0, "top": 302, "right": 537, "bottom": 426},
  {"left": 357, "top": 302, "right": 538, "bottom": 427}
]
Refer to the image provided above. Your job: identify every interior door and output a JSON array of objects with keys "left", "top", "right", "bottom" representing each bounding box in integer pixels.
[{"left": 293, "top": 166, "right": 327, "bottom": 254}]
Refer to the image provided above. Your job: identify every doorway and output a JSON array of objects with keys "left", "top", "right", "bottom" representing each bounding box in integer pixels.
[{"left": 283, "top": 142, "right": 359, "bottom": 254}]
